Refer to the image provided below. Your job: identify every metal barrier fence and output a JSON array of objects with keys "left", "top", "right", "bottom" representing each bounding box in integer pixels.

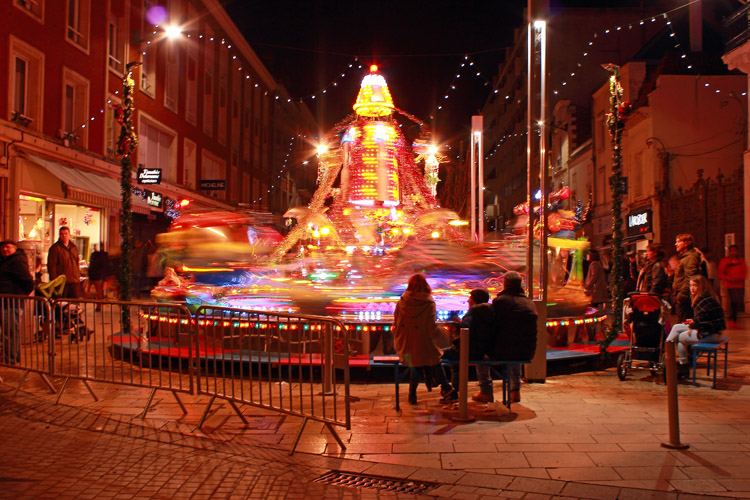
[
  {"left": 0, "top": 295, "right": 57, "bottom": 394},
  {"left": 0, "top": 295, "right": 352, "bottom": 454},
  {"left": 195, "top": 305, "right": 351, "bottom": 454}
]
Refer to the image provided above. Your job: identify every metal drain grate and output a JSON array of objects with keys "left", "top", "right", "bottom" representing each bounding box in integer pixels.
[{"left": 313, "top": 470, "right": 437, "bottom": 494}]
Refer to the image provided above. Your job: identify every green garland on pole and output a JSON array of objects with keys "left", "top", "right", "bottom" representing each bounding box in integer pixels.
[
  {"left": 600, "top": 64, "right": 631, "bottom": 353},
  {"left": 116, "top": 62, "right": 140, "bottom": 333}
]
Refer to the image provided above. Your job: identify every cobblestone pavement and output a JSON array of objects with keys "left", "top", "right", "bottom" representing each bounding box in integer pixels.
[{"left": 1, "top": 318, "right": 749, "bottom": 499}]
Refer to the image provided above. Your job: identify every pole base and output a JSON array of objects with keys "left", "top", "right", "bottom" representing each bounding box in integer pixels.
[{"left": 661, "top": 442, "right": 690, "bottom": 450}]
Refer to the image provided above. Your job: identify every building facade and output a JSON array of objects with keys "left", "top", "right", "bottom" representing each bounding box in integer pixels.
[{"left": 0, "top": 0, "right": 315, "bottom": 269}]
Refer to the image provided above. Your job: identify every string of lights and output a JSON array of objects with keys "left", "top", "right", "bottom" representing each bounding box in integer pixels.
[{"left": 249, "top": 134, "right": 309, "bottom": 205}]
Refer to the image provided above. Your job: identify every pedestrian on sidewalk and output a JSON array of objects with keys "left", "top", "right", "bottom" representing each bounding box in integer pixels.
[
  {"left": 666, "top": 275, "right": 725, "bottom": 379},
  {"left": 490, "top": 271, "right": 538, "bottom": 403},
  {"left": 87, "top": 243, "right": 110, "bottom": 311},
  {"left": 47, "top": 226, "right": 80, "bottom": 299},
  {"left": 443, "top": 288, "right": 494, "bottom": 403},
  {"left": 584, "top": 249, "right": 609, "bottom": 308},
  {"left": 672, "top": 233, "right": 702, "bottom": 322},
  {"left": 0, "top": 240, "right": 35, "bottom": 364},
  {"left": 636, "top": 243, "right": 668, "bottom": 296},
  {"left": 392, "top": 273, "right": 454, "bottom": 405},
  {"left": 718, "top": 244, "right": 747, "bottom": 327}
]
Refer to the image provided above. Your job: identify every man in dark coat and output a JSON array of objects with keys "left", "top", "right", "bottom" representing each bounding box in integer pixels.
[
  {"left": 489, "top": 271, "right": 538, "bottom": 403},
  {"left": 47, "top": 226, "right": 80, "bottom": 298},
  {"left": 0, "top": 240, "right": 35, "bottom": 364},
  {"left": 444, "top": 288, "right": 495, "bottom": 402}
]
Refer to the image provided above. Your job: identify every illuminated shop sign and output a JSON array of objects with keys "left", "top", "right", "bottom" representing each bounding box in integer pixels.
[
  {"left": 145, "top": 190, "right": 163, "bottom": 209},
  {"left": 199, "top": 179, "right": 226, "bottom": 190},
  {"left": 137, "top": 167, "right": 162, "bottom": 185},
  {"left": 626, "top": 208, "right": 652, "bottom": 237}
]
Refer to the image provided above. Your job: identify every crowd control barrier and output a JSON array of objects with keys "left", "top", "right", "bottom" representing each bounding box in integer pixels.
[
  {"left": 194, "top": 305, "right": 351, "bottom": 454},
  {"left": 0, "top": 295, "right": 352, "bottom": 454}
]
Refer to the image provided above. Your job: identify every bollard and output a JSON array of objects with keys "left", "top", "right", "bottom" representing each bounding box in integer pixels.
[
  {"left": 452, "top": 327, "right": 474, "bottom": 422},
  {"left": 661, "top": 340, "right": 689, "bottom": 449}
]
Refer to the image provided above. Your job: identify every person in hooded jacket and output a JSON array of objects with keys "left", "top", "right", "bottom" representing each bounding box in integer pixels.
[
  {"left": 0, "top": 240, "right": 35, "bottom": 364},
  {"left": 443, "top": 288, "right": 495, "bottom": 403},
  {"left": 584, "top": 249, "right": 609, "bottom": 308},
  {"left": 393, "top": 273, "right": 454, "bottom": 405}
]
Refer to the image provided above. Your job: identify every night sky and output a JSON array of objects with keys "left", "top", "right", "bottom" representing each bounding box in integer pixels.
[{"left": 222, "top": 0, "right": 525, "bottom": 146}]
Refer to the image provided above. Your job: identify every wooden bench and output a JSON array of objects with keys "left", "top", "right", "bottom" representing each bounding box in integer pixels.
[
  {"left": 371, "top": 355, "right": 528, "bottom": 411},
  {"left": 691, "top": 337, "right": 729, "bottom": 389}
]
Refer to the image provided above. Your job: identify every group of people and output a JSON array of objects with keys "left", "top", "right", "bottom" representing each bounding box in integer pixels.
[
  {"left": 391, "top": 271, "right": 538, "bottom": 405},
  {"left": 585, "top": 232, "right": 747, "bottom": 379}
]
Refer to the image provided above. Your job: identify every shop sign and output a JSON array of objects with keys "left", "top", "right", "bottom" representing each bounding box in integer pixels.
[
  {"left": 137, "top": 167, "right": 162, "bottom": 185},
  {"left": 145, "top": 190, "right": 163, "bottom": 209},
  {"left": 626, "top": 208, "right": 652, "bottom": 237},
  {"left": 199, "top": 179, "right": 226, "bottom": 190}
]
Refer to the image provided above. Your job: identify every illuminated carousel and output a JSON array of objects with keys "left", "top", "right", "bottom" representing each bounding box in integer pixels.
[{"left": 141, "top": 66, "right": 621, "bottom": 366}]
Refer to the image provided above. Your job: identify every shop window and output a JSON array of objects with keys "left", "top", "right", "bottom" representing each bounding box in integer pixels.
[
  {"left": 15, "top": 0, "right": 44, "bottom": 21},
  {"left": 9, "top": 36, "right": 44, "bottom": 131},
  {"left": 61, "top": 67, "right": 89, "bottom": 147},
  {"left": 66, "top": 0, "right": 90, "bottom": 52},
  {"left": 140, "top": 45, "right": 156, "bottom": 98},
  {"left": 138, "top": 117, "right": 177, "bottom": 183}
]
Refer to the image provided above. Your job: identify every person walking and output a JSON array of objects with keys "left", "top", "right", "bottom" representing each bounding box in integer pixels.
[
  {"left": 489, "top": 271, "right": 538, "bottom": 403},
  {"left": 392, "top": 273, "right": 454, "bottom": 405},
  {"left": 718, "top": 244, "right": 748, "bottom": 328},
  {"left": 666, "top": 275, "right": 725, "bottom": 379},
  {"left": 87, "top": 243, "right": 110, "bottom": 311},
  {"left": 636, "top": 243, "right": 668, "bottom": 296},
  {"left": 0, "top": 240, "right": 35, "bottom": 364},
  {"left": 672, "top": 233, "right": 702, "bottom": 322},
  {"left": 584, "top": 249, "right": 609, "bottom": 308},
  {"left": 47, "top": 226, "right": 81, "bottom": 299}
]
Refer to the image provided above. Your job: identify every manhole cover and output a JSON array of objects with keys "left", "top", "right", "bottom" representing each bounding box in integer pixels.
[{"left": 314, "top": 470, "right": 436, "bottom": 494}]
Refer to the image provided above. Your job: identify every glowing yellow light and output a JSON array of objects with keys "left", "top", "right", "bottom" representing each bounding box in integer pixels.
[
  {"left": 403, "top": 228, "right": 411, "bottom": 235},
  {"left": 428, "top": 145, "right": 438, "bottom": 155},
  {"left": 317, "top": 144, "right": 328, "bottom": 155},
  {"left": 353, "top": 73, "right": 394, "bottom": 117},
  {"left": 391, "top": 228, "right": 399, "bottom": 235},
  {"left": 431, "top": 231, "right": 440, "bottom": 239},
  {"left": 449, "top": 220, "right": 469, "bottom": 226},
  {"left": 370, "top": 64, "right": 378, "bottom": 72},
  {"left": 312, "top": 230, "right": 320, "bottom": 238},
  {"left": 343, "top": 209, "right": 350, "bottom": 215},
  {"left": 320, "top": 227, "right": 330, "bottom": 235}
]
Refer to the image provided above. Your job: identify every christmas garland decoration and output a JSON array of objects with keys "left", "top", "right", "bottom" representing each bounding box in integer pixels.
[{"left": 600, "top": 64, "right": 631, "bottom": 352}]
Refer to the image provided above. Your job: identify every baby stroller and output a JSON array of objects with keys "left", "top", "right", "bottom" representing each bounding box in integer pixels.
[
  {"left": 36, "top": 276, "right": 93, "bottom": 343},
  {"left": 616, "top": 292, "right": 668, "bottom": 381}
]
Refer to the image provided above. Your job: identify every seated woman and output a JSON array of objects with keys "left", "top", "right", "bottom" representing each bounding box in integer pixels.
[
  {"left": 393, "top": 273, "right": 454, "bottom": 405},
  {"left": 666, "top": 275, "right": 725, "bottom": 378}
]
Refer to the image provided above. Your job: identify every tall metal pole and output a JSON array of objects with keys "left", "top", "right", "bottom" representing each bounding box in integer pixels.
[
  {"left": 470, "top": 128, "right": 477, "bottom": 240},
  {"left": 526, "top": 22, "right": 534, "bottom": 293},
  {"left": 472, "top": 116, "right": 484, "bottom": 242}
]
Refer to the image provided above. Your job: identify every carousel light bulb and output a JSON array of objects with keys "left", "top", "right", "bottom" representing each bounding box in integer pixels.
[
  {"left": 370, "top": 64, "right": 378, "bottom": 73},
  {"left": 431, "top": 231, "right": 440, "bottom": 239},
  {"left": 320, "top": 227, "right": 330, "bottom": 235}
]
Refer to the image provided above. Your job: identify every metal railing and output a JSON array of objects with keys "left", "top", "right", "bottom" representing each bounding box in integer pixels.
[
  {"left": 194, "top": 305, "right": 351, "bottom": 454},
  {"left": 0, "top": 294, "right": 352, "bottom": 454}
]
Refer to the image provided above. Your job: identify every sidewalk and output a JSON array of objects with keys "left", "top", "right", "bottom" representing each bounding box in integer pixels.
[{"left": 1, "top": 318, "right": 749, "bottom": 499}]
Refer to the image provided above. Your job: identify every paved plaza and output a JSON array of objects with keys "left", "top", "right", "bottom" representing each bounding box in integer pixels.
[{"left": 1, "top": 317, "right": 750, "bottom": 499}]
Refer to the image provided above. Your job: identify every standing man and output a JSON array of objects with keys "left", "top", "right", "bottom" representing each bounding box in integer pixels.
[
  {"left": 490, "top": 271, "right": 538, "bottom": 403},
  {"left": 718, "top": 244, "right": 748, "bottom": 328},
  {"left": 673, "top": 233, "right": 702, "bottom": 322},
  {"left": 0, "top": 240, "right": 35, "bottom": 364},
  {"left": 47, "top": 226, "right": 81, "bottom": 298}
]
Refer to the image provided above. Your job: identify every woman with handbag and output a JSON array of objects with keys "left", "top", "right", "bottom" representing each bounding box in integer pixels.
[{"left": 393, "top": 273, "right": 454, "bottom": 405}]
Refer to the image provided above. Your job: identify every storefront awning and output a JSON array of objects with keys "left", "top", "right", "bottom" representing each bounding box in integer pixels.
[{"left": 23, "top": 153, "right": 151, "bottom": 214}]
